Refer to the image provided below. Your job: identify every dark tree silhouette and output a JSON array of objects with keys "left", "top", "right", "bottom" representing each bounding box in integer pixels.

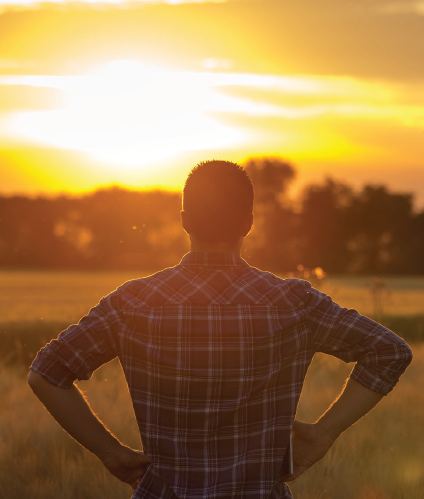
[
  {"left": 0, "top": 159, "right": 423, "bottom": 275},
  {"left": 0, "top": 188, "right": 189, "bottom": 270},
  {"left": 346, "top": 185, "right": 415, "bottom": 274},
  {"left": 243, "top": 157, "right": 298, "bottom": 271},
  {"left": 79, "top": 187, "right": 188, "bottom": 269},
  {"left": 298, "top": 178, "right": 355, "bottom": 273}
]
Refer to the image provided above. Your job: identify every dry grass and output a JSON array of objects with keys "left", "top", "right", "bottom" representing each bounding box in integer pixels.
[
  {"left": 0, "top": 360, "right": 140, "bottom": 499},
  {"left": 318, "top": 276, "right": 424, "bottom": 317},
  {"left": 1, "top": 345, "right": 422, "bottom": 499},
  {"left": 0, "top": 270, "right": 152, "bottom": 323},
  {"left": 1, "top": 271, "right": 423, "bottom": 497},
  {"left": 1, "top": 271, "right": 423, "bottom": 323}
]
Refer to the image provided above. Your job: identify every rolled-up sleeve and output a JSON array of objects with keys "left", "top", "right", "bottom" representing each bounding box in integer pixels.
[
  {"left": 30, "top": 292, "right": 122, "bottom": 389},
  {"left": 302, "top": 285, "right": 413, "bottom": 396}
]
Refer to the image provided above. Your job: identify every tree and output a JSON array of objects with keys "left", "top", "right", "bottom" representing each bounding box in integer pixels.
[
  {"left": 346, "top": 185, "right": 415, "bottom": 274},
  {"left": 298, "top": 178, "right": 355, "bottom": 273},
  {"left": 243, "top": 157, "right": 298, "bottom": 271}
]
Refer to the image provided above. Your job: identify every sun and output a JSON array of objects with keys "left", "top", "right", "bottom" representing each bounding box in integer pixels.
[{"left": 10, "top": 60, "right": 242, "bottom": 171}]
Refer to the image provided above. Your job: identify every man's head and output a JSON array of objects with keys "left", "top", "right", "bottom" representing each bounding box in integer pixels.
[{"left": 182, "top": 160, "right": 254, "bottom": 246}]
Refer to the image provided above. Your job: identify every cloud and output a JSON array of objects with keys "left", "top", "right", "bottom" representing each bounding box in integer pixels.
[
  {"left": 201, "top": 58, "right": 233, "bottom": 70},
  {"left": 0, "top": 0, "right": 228, "bottom": 12},
  {"left": 1, "top": 68, "right": 422, "bottom": 171},
  {"left": 0, "top": 59, "right": 40, "bottom": 70},
  {"left": 379, "top": 1, "right": 424, "bottom": 15},
  {"left": 1, "top": 0, "right": 424, "bottom": 80}
]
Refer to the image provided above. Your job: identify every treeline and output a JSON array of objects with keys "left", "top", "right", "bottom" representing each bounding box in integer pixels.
[{"left": 1, "top": 158, "right": 423, "bottom": 274}]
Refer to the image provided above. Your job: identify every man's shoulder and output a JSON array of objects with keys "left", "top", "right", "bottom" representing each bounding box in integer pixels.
[
  {"left": 114, "top": 265, "right": 181, "bottom": 295},
  {"left": 109, "top": 264, "right": 313, "bottom": 309},
  {"left": 226, "top": 263, "right": 314, "bottom": 307},
  {"left": 247, "top": 266, "right": 312, "bottom": 290}
]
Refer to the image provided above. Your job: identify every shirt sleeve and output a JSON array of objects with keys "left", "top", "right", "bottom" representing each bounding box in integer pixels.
[
  {"left": 299, "top": 282, "right": 413, "bottom": 396},
  {"left": 30, "top": 291, "right": 122, "bottom": 389}
]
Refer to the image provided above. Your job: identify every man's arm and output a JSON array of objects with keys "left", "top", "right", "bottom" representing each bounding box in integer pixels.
[
  {"left": 28, "top": 370, "right": 151, "bottom": 489},
  {"left": 284, "top": 378, "right": 383, "bottom": 482},
  {"left": 280, "top": 282, "right": 413, "bottom": 482}
]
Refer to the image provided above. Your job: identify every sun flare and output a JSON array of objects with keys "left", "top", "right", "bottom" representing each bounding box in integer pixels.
[
  {"left": 2, "top": 55, "right": 424, "bottom": 197},
  {"left": 8, "top": 60, "right": 246, "bottom": 170}
]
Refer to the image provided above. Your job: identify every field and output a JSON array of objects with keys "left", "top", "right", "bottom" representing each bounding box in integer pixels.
[
  {"left": 1, "top": 271, "right": 424, "bottom": 498},
  {"left": 1, "top": 271, "right": 424, "bottom": 323}
]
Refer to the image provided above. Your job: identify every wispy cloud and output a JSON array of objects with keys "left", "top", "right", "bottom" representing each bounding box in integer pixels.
[
  {"left": 379, "top": 1, "right": 424, "bottom": 15},
  {"left": 1, "top": 63, "right": 422, "bottom": 166},
  {"left": 0, "top": 59, "right": 40, "bottom": 70},
  {"left": 0, "top": 0, "right": 228, "bottom": 12}
]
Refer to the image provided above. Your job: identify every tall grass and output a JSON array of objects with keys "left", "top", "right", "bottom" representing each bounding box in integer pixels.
[
  {"left": 1, "top": 346, "right": 422, "bottom": 499},
  {"left": 0, "top": 360, "right": 140, "bottom": 499},
  {"left": 1, "top": 272, "right": 424, "bottom": 323},
  {"left": 1, "top": 272, "right": 423, "bottom": 497}
]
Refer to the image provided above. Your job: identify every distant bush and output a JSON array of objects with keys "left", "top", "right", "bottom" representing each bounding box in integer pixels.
[{"left": 1, "top": 158, "right": 424, "bottom": 274}]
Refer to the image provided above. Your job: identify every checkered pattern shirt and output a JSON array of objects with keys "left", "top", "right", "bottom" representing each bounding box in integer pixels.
[{"left": 31, "top": 252, "right": 413, "bottom": 499}]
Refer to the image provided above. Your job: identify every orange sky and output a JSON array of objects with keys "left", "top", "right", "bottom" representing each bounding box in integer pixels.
[{"left": 0, "top": 0, "right": 423, "bottom": 207}]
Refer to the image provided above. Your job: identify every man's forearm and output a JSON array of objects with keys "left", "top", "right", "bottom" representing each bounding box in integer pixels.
[
  {"left": 316, "top": 377, "right": 384, "bottom": 440},
  {"left": 28, "top": 370, "right": 121, "bottom": 461},
  {"left": 286, "top": 377, "right": 385, "bottom": 482}
]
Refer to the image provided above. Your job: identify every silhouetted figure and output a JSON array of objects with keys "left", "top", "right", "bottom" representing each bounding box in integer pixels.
[{"left": 28, "top": 160, "right": 412, "bottom": 498}]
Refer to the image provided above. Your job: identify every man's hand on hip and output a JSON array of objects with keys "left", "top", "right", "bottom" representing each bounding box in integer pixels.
[
  {"left": 283, "top": 379, "right": 385, "bottom": 483},
  {"left": 100, "top": 444, "right": 152, "bottom": 489},
  {"left": 283, "top": 419, "right": 335, "bottom": 482}
]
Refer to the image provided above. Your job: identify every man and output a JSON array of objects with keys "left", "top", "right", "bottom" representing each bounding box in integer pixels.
[{"left": 29, "top": 160, "right": 413, "bottom": 498}]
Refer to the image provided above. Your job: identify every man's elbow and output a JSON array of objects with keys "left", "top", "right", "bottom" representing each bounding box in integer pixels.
[
  {"left": 393, "top": 342, "right": 414, "bottom": 380},
  {"left": 406, "top": 345, "right": 413, "bottom": 366},
  {"left": 401, "top": 342, "right": 413, "bottom": 367},
  {"left": 28, "top": 370, "right": 48, "bottom": 392}
]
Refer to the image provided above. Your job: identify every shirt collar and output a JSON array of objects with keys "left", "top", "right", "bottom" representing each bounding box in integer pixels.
[{"left": 179, "top": 251, "right": 250, "bottom": 268}]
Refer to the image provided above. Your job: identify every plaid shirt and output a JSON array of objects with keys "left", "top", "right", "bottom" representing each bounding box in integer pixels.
[{"left": 31, "top": 252, "right": 412, "bottom": 499}]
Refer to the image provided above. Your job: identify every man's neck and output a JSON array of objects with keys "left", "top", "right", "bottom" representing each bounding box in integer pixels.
[{"left": 190, "top": 238, "right": 242, "bottom": 256}]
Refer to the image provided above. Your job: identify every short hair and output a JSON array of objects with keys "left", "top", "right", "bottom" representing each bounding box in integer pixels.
[{"left": 182, "top": 160, "right": 254, "bottom": 244}]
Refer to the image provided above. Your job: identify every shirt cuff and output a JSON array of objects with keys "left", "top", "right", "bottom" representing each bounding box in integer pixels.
[
  {"left": 350, "top": 364, "right": 395, "bottom": 396},
  {"left": 30, "top": 349, "right": 77, "bottom": 389}
]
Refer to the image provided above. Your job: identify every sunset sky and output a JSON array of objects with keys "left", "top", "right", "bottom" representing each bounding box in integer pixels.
[{"left": 1, "top": 0, "right": 423, "bottom": 206}]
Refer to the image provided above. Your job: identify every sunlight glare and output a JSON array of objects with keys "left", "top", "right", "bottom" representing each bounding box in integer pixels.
[
  {"left": 4, "top": 61, "right": 420, "bottom": 177},
  {"left": 0, "top": 0, "right": 228, "bottom": 12},
  {"left": 8, "top": 60, "right": 245, "bottom": 168}
]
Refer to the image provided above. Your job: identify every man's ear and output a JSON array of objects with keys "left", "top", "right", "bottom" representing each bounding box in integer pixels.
[
  {"left": 242, "top": 214, "right": 254, "bottom": 238},
  {"left": 181, "top": 211, "right": 191, "bottom": 235}
]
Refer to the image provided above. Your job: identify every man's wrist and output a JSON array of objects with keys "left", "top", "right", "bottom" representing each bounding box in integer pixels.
[
  {"left": 94, "top": 435, "right": 123, "bottom": 463},
  {"left": 314, "top": 419, "right": 340, "bottom": 443}
]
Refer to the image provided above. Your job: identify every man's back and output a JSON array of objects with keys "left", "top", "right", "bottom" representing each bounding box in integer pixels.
[{"left": 31, "top": 251, "right": 412, "bottom": 498}]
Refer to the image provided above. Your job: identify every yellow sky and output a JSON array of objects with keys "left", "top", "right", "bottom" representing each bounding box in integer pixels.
[{"left": 0, "top": 0, "right": 423, "bottom": 206}]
